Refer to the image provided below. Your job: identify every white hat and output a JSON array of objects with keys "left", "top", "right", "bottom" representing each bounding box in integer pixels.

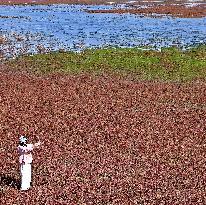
[{"left": 19, "top": 135, "right": 27, "bottom": 143}]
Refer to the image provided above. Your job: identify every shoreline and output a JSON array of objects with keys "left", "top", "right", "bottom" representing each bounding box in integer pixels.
[{"left": 3, "top": 45, "right": 206, "bottom": 82}]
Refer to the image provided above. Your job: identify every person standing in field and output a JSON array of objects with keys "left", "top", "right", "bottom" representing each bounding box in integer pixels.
[{"left": 17, "top": 135, "right": 41, "bottom": 191}]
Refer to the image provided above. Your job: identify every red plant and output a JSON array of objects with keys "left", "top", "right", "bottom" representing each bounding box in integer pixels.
[{"left": 0, "top": 70, "right": 205, "bottom": 204}]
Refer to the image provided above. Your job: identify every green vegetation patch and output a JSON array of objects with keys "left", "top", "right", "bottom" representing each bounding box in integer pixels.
[{"left": 4, "top": 45, "right": 206, "bottom": 82}]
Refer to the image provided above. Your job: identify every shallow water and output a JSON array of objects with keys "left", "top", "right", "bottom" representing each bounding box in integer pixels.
[{"left": 0, "top": 4, "right": 205, "bottom": 57}]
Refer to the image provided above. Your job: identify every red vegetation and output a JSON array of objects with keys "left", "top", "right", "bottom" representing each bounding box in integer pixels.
[{"left": 0, "top": 69, "right": 205, "bottom": 204}]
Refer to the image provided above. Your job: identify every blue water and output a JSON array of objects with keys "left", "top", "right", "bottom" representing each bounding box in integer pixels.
[{"left": 0, "top": 4, "right": 205, "bottom": 57}]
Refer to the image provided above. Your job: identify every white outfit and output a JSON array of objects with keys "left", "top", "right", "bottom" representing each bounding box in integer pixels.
[
  {"left": 17, "top": 142, "right": 40, "bottom": 191},
  {"left": 17, "top": 144, "right": 34, "bottom": 191},
  {"left": 20, "top": 163, "right": 32, "bottom": 190}
]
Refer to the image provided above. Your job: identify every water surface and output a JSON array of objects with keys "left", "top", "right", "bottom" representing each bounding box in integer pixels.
[{"left": 0, "top": 4, "right": 205, "bottom": 57}]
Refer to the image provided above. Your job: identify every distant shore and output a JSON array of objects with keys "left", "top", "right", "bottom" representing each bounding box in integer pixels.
[
  {"left": 84, "top": 3, "right": 206, "bottom": 18},
  {"left": 0, "top": 0, "right": 205, "bottom": 6},
  {"left": 0, "top": 0, "right": 205, "bottom": 18},
  {"left": 0, "top": 0, "right": 127, "bottom": 5}
]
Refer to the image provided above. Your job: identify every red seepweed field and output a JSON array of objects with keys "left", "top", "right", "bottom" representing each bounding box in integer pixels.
[{"left": 0, "top": 68, "right": 205, "bottom": 204}]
